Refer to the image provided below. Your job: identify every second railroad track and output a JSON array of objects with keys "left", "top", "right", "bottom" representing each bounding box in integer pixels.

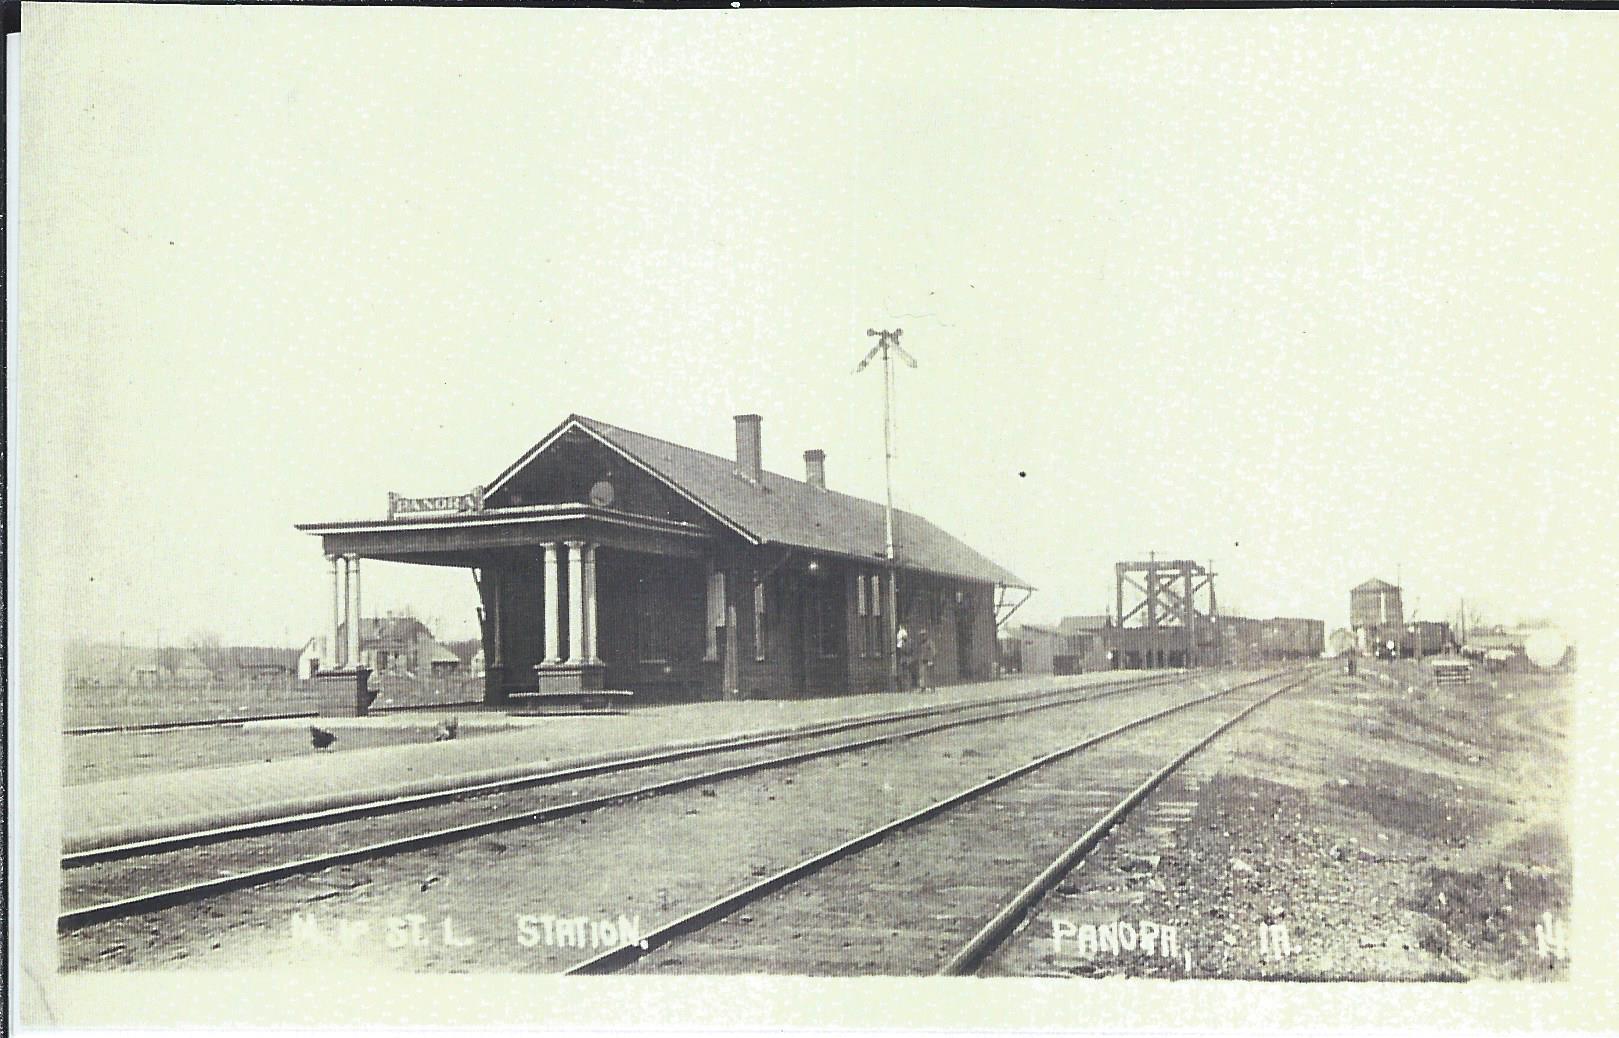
[{"left": 567, "top": 666, "right": 1315, "bottom": 976}]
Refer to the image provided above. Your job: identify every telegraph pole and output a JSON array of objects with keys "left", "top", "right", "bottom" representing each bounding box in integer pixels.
[{"left": 856, "top": 328, "right": 916, "bottom": 694}]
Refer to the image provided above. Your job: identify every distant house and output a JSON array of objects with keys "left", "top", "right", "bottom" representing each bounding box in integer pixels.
[
  {"left": 1002, "top": 623, "right": 1064, "bottom": 674},
  {"left": 161, "top": 647, "right": 216, "bottom": 685},
  {"left": 298, "top": 636, "right": 332, "bottom": 681},
  {"left": 300, "top": 616, "right": 465, "bottom": 681},
  {"left": 1057, "top": 615, "right": 1111, "bottom": 670},
  {"left": 444, "top": 638, "right": 484, "bottom": 678},
  {"left": 65, "top": 643, "right": 213, "bottom": 688},
  {"left": 999, "top": 619, "right": 1107, "bottom": 675},
  {"left": 220, "top": 646, "right": 302, "bottom": 684}
]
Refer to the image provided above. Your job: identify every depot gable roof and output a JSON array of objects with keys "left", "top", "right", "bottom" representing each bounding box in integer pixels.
[{"left": 491, "top": 414, "right": 1031, "bottom": 589}]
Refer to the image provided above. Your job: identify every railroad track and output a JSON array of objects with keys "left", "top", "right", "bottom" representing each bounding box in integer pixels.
[
  {"left": 60, "top": 671, "right": 1198, "bottom": 932},
  {"left": 64, "top": 673, "right": 1175, "bottom": 863},
  {"left": 566, "top": 666, "right": 1316, "bottom": 976}
]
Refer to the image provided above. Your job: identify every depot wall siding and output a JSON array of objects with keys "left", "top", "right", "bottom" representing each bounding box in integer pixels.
[{"left": 475, "top": 535, "right": 1003, "bottom": 702}]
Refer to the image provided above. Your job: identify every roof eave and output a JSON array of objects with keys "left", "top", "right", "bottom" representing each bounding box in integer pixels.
[{"left": 756, "top": 540, "right": 1030, "bottom": 590}]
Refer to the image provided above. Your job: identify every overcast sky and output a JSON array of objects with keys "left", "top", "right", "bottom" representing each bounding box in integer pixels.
[{"left": 21, "top": 6, "right": 1617, "bottom": 648}]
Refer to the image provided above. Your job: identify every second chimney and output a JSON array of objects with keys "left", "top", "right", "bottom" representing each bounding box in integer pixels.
[
  {"left": 804, "top": 449, "right": 826, "bottom": 490},
  {"left": 734, "top": 414, "right": 763, "bottom": 482}
]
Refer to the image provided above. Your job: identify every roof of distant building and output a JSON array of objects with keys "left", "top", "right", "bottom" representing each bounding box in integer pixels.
[
  {"left": 1059, "top": 614, "right": 1110, "bottom": 635},
  {"left": 350, "top": 616, "right": 434, "bottom": 644},
  {"left": 427, "top": 641, "right": 462, "bottom": 665},
  {"left": 1008, "top": 622, "right": 1063, "bottom": 637},
  {"left": 65, "top": 643, "right": 212, "bottom": 678}
]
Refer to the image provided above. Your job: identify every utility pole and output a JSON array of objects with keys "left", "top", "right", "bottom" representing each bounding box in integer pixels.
[{"left": 856, "top": 327, "right": 916, "bottom": 694}]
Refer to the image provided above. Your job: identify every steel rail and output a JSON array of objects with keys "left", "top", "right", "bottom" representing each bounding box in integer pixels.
[
  {"left": 58, "top": 672, "right": 1200, "bottom": 931},
  {"left": 563, "top": 667, "right": 1309, "bottom": 975},
  {"left": 937, "top": 671, "right": 1312, "bottom": 975},
  {"left": 65, "top": 673, "right": 1177, "bottom": 866}
]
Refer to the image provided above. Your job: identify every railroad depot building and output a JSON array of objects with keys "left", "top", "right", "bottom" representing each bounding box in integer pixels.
[{"left": 297, "top": 414, "right": 1029, "bottom": 703}]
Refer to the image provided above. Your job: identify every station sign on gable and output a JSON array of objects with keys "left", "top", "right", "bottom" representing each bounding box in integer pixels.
[{"left": 387, "top": 486, "right": 487, "bottom": 520}]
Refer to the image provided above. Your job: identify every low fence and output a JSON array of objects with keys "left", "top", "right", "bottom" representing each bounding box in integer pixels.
[
  {"left": 65, "top": 673, "right": 485, "bottom": 730},
  {"left": 1431, "top": 659, "right": 1473, "bottom": 686}
]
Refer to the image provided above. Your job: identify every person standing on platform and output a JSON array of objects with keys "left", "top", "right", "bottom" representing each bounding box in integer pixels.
[
  {"left": 896, "top": 624, "right": 913, "bottom": 691},
  {"left": 917, "top": 628, "right": 937, "bottom": 693}
]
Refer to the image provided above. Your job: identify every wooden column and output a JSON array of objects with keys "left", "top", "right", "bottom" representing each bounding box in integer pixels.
[
  {"left": 328, "top": 554, "right": 342, "bottom": 670},
  {"left": 581, "top": 543, "right": 600, "bottom": 665},
  {"left": 489, "top": 568, "right": 504, "bottom": 667},
  {"left": 345, "top": 554, "right": 362, "bottom": 667},
  {"left": 724, "top": 604, "right": 740, "bottom": 699},
  {"left": 564, "top": 540, "right": 586, "bottom": 665},
  {"left": 542, "top": 542, "right": 563, "bottom": 664}
]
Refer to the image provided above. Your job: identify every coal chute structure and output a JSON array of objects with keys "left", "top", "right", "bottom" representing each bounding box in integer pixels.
[{"left": 1109, "top": 558, "right": 1219, "bottom": 669}]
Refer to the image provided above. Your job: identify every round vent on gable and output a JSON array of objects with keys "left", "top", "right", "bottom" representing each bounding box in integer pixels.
[{"left": 589, "top": 480, "right": 616, "bottom": 508}]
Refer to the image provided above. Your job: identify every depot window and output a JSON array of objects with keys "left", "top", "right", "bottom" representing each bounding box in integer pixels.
[{"left": 753, "top": 580, "right": 767, "bottom": 661}]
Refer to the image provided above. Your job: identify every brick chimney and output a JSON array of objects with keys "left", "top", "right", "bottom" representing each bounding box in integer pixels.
[
  {"left": 733, "top": 414, "right": 763, "bottom": 482},
  {"left": 803, "top": 449, "right": 826, "bottom": 490}
]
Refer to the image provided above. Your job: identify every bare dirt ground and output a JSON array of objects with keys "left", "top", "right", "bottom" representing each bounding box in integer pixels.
[{"left": 985, "top": 662, "right": 1571, "bottom": 981}]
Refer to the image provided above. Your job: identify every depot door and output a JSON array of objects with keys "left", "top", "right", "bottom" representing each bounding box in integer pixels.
[
  {"left": 955, "top": 601, "right": 975, "bottom": 679},
  {"left": 782, "top": 574, "right": 807, "bottom": 695}
]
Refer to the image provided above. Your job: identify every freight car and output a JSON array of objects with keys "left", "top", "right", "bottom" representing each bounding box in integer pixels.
[{"left": 1261, "top": 617, "right": 1326, "bottom": 660}]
